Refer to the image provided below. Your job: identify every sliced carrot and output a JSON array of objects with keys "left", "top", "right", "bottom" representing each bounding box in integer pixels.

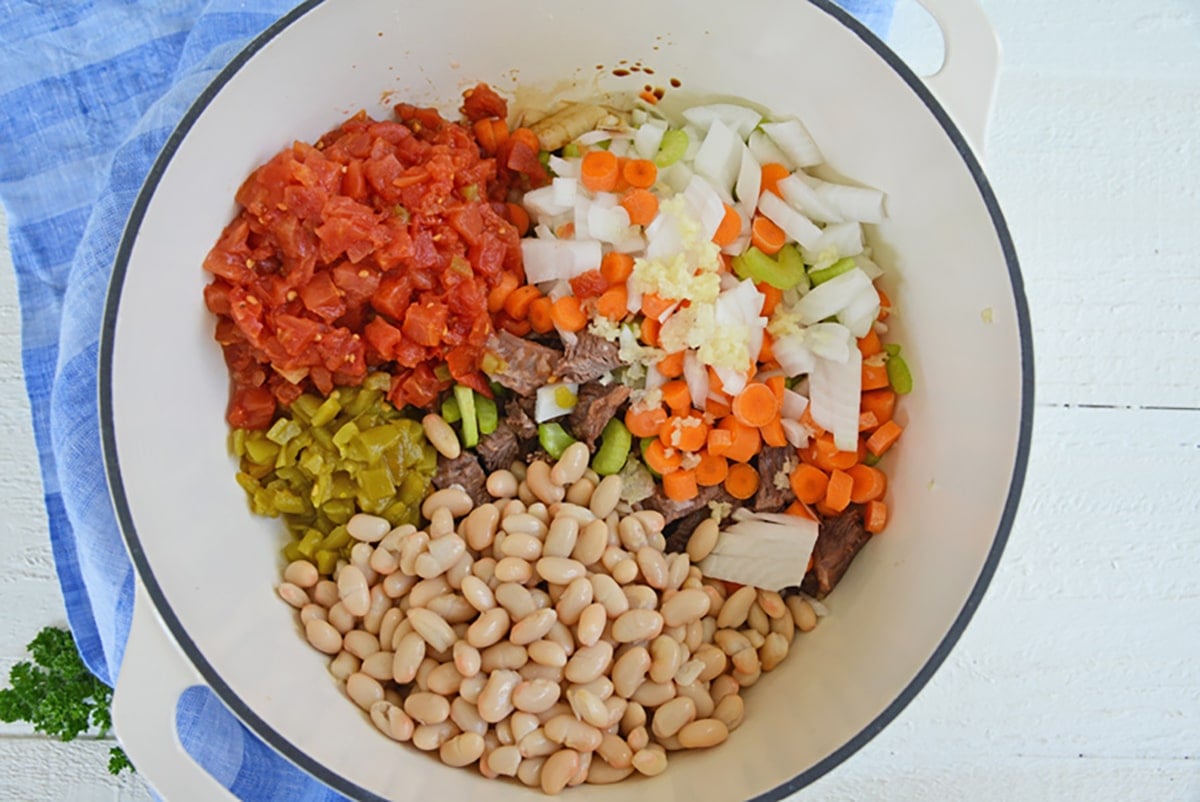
[
  {"left": 662, "top": 468, "right": 699, "bottom": 502},
  {"left": 657, "top": 350, "right": 686, "bottom": 379},
  {"left": 858, "top": 410, "right": 880, "bottom": 432},
  {"left": 717, "top": 417, "right": 761, "bottom": 463},
  {"left": 758, "top": 282, "right": 783, "bottom": 317},
  {"left": 760, "top": 162, "right": 790, "bottom": 197},
  {"left": 706, "top": 427, "right": 734, "bottom": 457},
  {"left": 877, "top": 287, "right": 892, "bottom": 321},
  {"left": 824, "top": 468, "right": 853, "bottom": 512},
  {"left": 799, "top": 433, "right": 858, "bottom": 472},
  {"left": 865, "top": 420, "right": 903, "bottom": 457},
  {"left": 597, "top": 285, "right": 628, "bottom": 322},
  {"left": 528, "top": 296, "right": 555, "bottom": 334},
  {"left": 505, "top": 202, "right": 531, "bottom": 236},
  {"left": 789, "top": 463, "right": 829, "bottom": 505},
  {"left": 661, "top": 381, "right": 693, "bottom": 413},
  {"left": 846, "top": 463, "right": 887, "bottom": 504},
  {"left": 731, "top": 383, "right": 780, "bottom": 428},
  {"left": 857, "top": 328, "right": 883, "bottom": 358},
  {"left": 660, "top": 415, "right": 708, "bottom": 452},
  {"left": 499, "top": 317, "right": 531, "bottom": 337},
  {"left": 750, "top": 215, "right": 787, "bottom": 255},
  {"left": 786, "top": 500, "right": 816, "bottom": 520},
  {"left": 712, "top": 203, "right": 742, "bottom": 247},
  {"left": 863, "top": 499, "right": 888, "bottom": 533},
  {"left": 580, "top": 150, "right": 620, "bottom": 193},
  {"left": 724, "top": 463, "right": 760, "bottom": 500},
  {"left": 600, "top": 251, "right": 635, "bottom": 284},
  {"left": 644, "top": 438, "right": 682, "bottom": 474},
  {"left": 550, "top": 295, "right": 588, "bottom": 332},
  {"left": 619, "top": 187, "right": 659, "bottom": 226},
  {"left": 640, "top": 316, "right": 660, "bottom": 346},
  {"left": 486, "top": 272, "right": 520, "bottom": 314},
  {"left": 694, "top": 452, "right": 729, "bottom": 487},
  {"left": 760, "top": 417, "right": 789, "bottom": 448},
  {"left": 641, "top": 292, "right": 675, "bottom": 321},
  {"left": 503, "top": 284, "right": 542, "bottom": 319},
  {"left": 706, "top": 393, "right": 732, "bottom": 419},
  {"left": 765, "top": 375, "right": 786, "bottom": 402},
  {"left": 625, "top": 404, "right": 668, "bottom": 438},
  {"left": 707, "top": 366, "right": 725, "bottom": 396},
  {"left": 860, "top": 389, "right": 896, "bottom": 428},
  {"left": 510, "top": 127, "right": 540, "bottom": 154},
  {"left": 814, "top": 500, "right": 842, "bottom": 518},
  {"left": 862, "top": 360, "right": 890, "bottom": 391},
  {"left": 798, "top": 405, "right": 825, "bottom": 438},
  {"left": 555, "top": 221, "right": 576, "bottom": 239},
  {"left": 473, "top": 117, "right": 501, "bottom": 155},
  {"left": 622, "top": 159, "right": 658, "bottom": 189}
]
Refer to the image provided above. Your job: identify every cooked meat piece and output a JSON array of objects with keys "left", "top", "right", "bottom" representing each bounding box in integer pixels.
[
  {"left": 801, "top": 509, "right": 870, "bottom": 598},
  {"left": 485, "top": 331, "right": 562, "bottom": 396},
  {"left": 557, "top": 331, "right": 623, "bottom": 384},
  {"left": 505, "top": 396, "right": 538, "bottom": 439},
  {"left": 642, "top": 484, "right": 736, "bottom": 525},
  {"left": 432, "top": 451, "right": 488, "bottom": 506},
  {"left": 475, "top": 422, "right": 520, "bottom": 473},
  {"left": 568, "top": 382, "right": 631, "bottom": 446},
  {"left": 753, "top": 446, "right": 796, "bottom": 512}
]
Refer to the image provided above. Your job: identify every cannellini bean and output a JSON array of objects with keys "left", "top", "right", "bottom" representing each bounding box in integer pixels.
[
  {"left": 712, "top": 693, "right": 745, "bottom": 731},
  {"left": 787, "top": 594, "right": 819, "bottom": 632},
  {"left": 422, "top": 487, "right": 474, "bottom": 519},
  {"left": 631, "top": 745, "right": 668, "bottom": 776},
  {"left": 283, "top": 560, "right": 319, "bottom": 588},
  {"left": 427, "top": 662, "right": 464, "bottom": 696},
  {"left": 407, "top": 608, "right": 456, "bottom": 652},
  {"left": 620, "top": 702, "right": 647, "bottom": 733},
  {"left": 343, "top": 630, "right": 380, "bottom": 660},
  {"left": 686, "top": 518, "right": 720, "bottom": 562},
  {"left": 467, "top": 608, "right": 511, "bottom": 649},
  {"left": 564, "top": 478, "right": 596, "bottom": 507},
  {"left": 555, "top": 577, "right": 593, "bottom": 626},
  {"left": 661, "top": 588, "right": 711, "bottom": 628},
  {"left": 464, "top": 504, "right": 501, "bottom": 551},
  {"left": 311, "top": 579, "right": 338, "bottom": 609},
  {"left": 516, "top": 754, "right": 547, "bottom": 787},
  {"left": 716, "top": 585, "right": 757, "bottom": 629},
  {"left": 478, "top": 669, "right": 522, "bottom": 723},
  {"left": 630, "top": 680, "right": 675, "bottom": 708},
  {"left": 453, "top": 641, "right": 482, "bottom": 678},
  {"left": 278, "top": 582, "right": 308, "bottom": 609},
  {"left": 566, "top": 687, "right": 610, "bottom": 728},
  {"left": 347, "top": 513, "right": 391, "bottom": 543},
  {"left": 440, "top": 731, "right": 486, "bottom": 767},
  {"left": 529, "top": 639, "right": 568, "bottom": 668},
  {"left": 760, "top": 632, "right": 790, "bottom": 672},
  {"left": 543, "top": 516, "right": 579, "bottom": 559},
  {"left": 589, "top": 475, "right": 623, "bottom": 518},
  {"left": 299, "top": 604, "right": 326, "bottom": 625},
  {"left": 612, "top": 609, "right": 664, "bottom": 643},
  {"left": 586, "top": 759, "right": 635, "bottom": 784},
  {"left": 422, "top": 414, "right": 461, "bottom": 459},
  {"left": 564, "top": 641, "right": 614, "bottom": 684},
  {"left": 675, "top": 681, "right": 715, "bottom": 719},
  {"left": 305, "top": 619, "right": 342, "bottom": 655},
  {"left": 536, "top": 556, "right": 587, "bottom": 585},
  {"left": 487, "top": 470, "right": 518, "bottom": 499},
  {"left": 551, "top": 441, "right": 591, "bottom": 487},
  {"left": 526, "top": 460, "right": 564, "bottom": 504},
  {"left": 494, "top": 557, "right": 534, "bottom": 583},
  {"left": 412, "top": 720, "right": 460, "bottom": 752},
  {"left": 747, "top": 602, "right": 771, "bottom": 637},
  {"left": 540, "top": 748, "right": 580, "bottom": 795},
  {"left": 623, "top": 584, "right": 658, "bottom": 611},
  {"left": 460, "top": 575, "right": 496, "bottom": 613},
  {"left": 513, "top": 678, "right": 563, "bottom": 714},
  {"left": 361, "top": 650, "right": 394, "bottom": 681},
  {"left": 328, "top": 650, "right": 360, "bottom": 681},
  {"left": 544, "top": 714, "right": 603, "bottom": 752},
  {"left": 677, "top": 718, "right": 729, "bottom": 749},
  {"left": 597, "top": 733, "right": 634, "bottom": 770},
  {"left": 626, "top": 725, "right": 650, "bottom": 752},
  {"left": 590, "top": 574, "right": 629, "bottom": 618},
  {"left": 511, "top": 608, "right": 559, "bottom": 645},
  {"left": 611, "top": 647, "right": 651, "bottom": 699},
  {"left": 572, "top": 519, "right": 609, "bottom": 566},
  {"left": 392, "top": 632, "right": 426, "bottom": 683},
  {"left": 649, "top": 636, "right": 684, "bottom": 684},
  {"left": 651, "top": 695, "right": 696, "bottom": 739},
  {"left": 480, "top": 642, "right": 529, "bottom": 672},
  {"left": 487, "top": 744, "right": 522, "bottom": 776},
  {"left": 336, "top": 565, "right": 371, "bottom": 617},
  {"left": 369, "top": 701, "right": 414, "bottom": 742},
  {"left": 576, "top": 603, "right": 607, "bottom": 648},
  {"left": 405, "top": 691, "right": 451, "bottom": 725}
]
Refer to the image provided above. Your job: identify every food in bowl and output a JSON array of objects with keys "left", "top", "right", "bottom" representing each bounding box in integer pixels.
[{"left": 202, "top": 81, "right": 910, "bottom": 793}]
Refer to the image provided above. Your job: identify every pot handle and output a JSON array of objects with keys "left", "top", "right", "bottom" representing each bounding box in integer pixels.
[
  {"left": 913, "top": 0, "right": 1000, "bottom": 157},
  {"left": 112, "top": 580, "right": 240, "bottom": 802}
]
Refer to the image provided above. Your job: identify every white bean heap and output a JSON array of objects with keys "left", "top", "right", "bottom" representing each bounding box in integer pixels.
[{"left": 278, "top": 441, "right": 820, "bottom": 795}]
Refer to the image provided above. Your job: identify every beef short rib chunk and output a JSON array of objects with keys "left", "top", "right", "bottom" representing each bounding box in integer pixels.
[
  {"left": 642, "top": 484, "right": 736, "bottom": 526},
  {"left": 568, "top": 382, "right": 631, "bottom": 446},
  {"left": 485, "top": 331, "right": 562, "bottom": 396},
  {"left": 476, "top": 422, "right": 520, "bottom": 473},
  {"left": 753, "top": 446, "right": 796, "bottom": 512},
  {"left": 802, "top": 508, "right": 871, "bottom": 598},
  {"left": 432, "top": 451, "right": 488, "bottom": 506},
  {"left": 557, "top": 332, "right": 623, "bottom": 384},
  {"left": 505, "top": 396, "right": 538, "bottom": 440}
]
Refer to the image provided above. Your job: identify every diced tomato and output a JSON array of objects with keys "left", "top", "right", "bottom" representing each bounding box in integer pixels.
[
  {"left": 460, "top": 82, "right": 508, "bottom": 123},
  {"left": 273, "top": 313, "right": 322, "bottom": 357},
  {"left": 298, "top": 270, "right": 345, "bottom": 322},
  {"left": 363, "top": 316, "right": 404, "bottom": 361},
  {"left": 402, "top": 301, "right": 448, "bottom": 347},
  {"left": 226, "top": 386, "right": 276, "bottom": 430},
  {"left": 569, "top": 269, "right": 608, "bottom": 299}
]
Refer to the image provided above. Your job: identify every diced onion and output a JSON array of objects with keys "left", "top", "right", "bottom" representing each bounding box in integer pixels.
[
  {"left": 683, "top": 350, "right": 710, "bottom": 409},
  {"left": 693, "top": 118, "right": 742, "bottom": 195},
  {"left": 535, "top": 383, "right": 580, "bottom": 423},
  {"left": 553, "top": 177, "right": 578, "bottom": 208},
  {"left": 548, "top": 156, "right": 580, "bottom": 179},
  {"left": 588, "top": 204, "right": 632, "bottom": 244},
  {"left": 633, "top": 121, "right": 667, "bottom": 160},
  {"left": 684, "top": 175, "right": 729, "bottom": 241},
  {"left": 801, "top": 221, "right": 864, "bottom": 263},
  {"left": 760, "top": 119, "right": 823, "bottom": 167},
  {"left": 682, "top": 103, "right": 763, "bottom": 139},
  {"left": 778, "top": 173, "right": 843, "bottom": 224},
  {"left": 748, "top": 129, "right": 793, "bottom": 170},
  {"left": 771, "top": 333, "right": 816, "bottom": 376},
  {"left": 794, "top": 267, "right": 873, "bottom": 324},
  {"left": 521, "top": 239, "right": 603, "bottom": 284},
  {"left": 809, "top": 346, "right": 862, "bottom": 451},
  {"left": 781, "top": 388, "right": 809, "bottom": 420},
  {"left": 734, "top": 143, "right": 762, "bottom": 216},
  {"left": 523, "top": 185, "right": 571, "bottom": 218},
  {"left": 758, "top": 191, "right": 822, "bottom": 249},
  {"left": 812, "top": 179, "right": 886, "bottom": 224}
]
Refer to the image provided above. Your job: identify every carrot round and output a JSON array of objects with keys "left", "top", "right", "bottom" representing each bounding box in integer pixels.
[
  {"left": 789, "top": 463, "right": 829, "bottom": 505},
  {"left": 863, "top": 499, "right": 888, "bottom": 533},
  {"left": 694, "top": 452, "right": 729, "bottom": 487},
  {"left": 644, "top": 438, "right": 682, "bottom": 474},
  {"left": 706, "top": 427, "right": 733, "bottom": 457},
  {"left": 641, "top": 292, "right": 674, "bottom": 321},
  {"left": 528, "top": 296, "right": 555, "bottom": 334},
  {"left": 846, "top": 463, "right": 887, "bottom": 503},
  {"left": 800, "top": 433, "right": 858, "bottom": 472},
  {"left": 760, "top": 417, "right": 788, "bottom": 448},
  {"left": 861, "top": 360, "right": 890, "bottom": 391},
  {"left": 505, "top": 202, "right": 531, "bottom": 236},
  {"left": 503, "top": 284, "right": 542, "bottom": 320},
  {"left": 712, "top": 203, "right": 741, "bottom": 247},
  {"left": 877, "top": 287, "right": 892, "bottom": 320},
  {"left": 601, "top": 251, "right": 635, "bottom": 284},
  {"left": 732, "top": 383, "right": 780, "bottom": 428},
  {"left": 657, "top": 351, "right": 685, "bottom": 379},
  {"left": 486, "top": 272, "right": 520, "bottom": 314},
  {"left": 662, "top": 468, "right": 699, "bottom": 502},
  {"left": 639, "top": 316, "right": 660, "bottom": 346},
  {"left": 858, "top": 410, "right": 881, "bottom": 432},
  {"left": 758, "top": 330, "right": 776, "bottom": 364},
  {"left": 865, "top": 420, "right": 903, "bottom": 457},
  {"left": 860, "top": 389, "right": 896, "bottom": 428},
  {"left": 857, "top": 328, "right": 883, "bottom": 358},
  {"left": 786, "top": 499, "right": 816, "bottom": 520},
  {"left": 597, "top": 285, "right": 628, "bottom": 322},
  {"left": 619, "top": 188, "right": 659, "bottom": 226},
  {"left": 580, "top": 150, "right": 620, "bottom": 193},
  {"left": 760, "top": 163, "right": 790, "bottom": 197},
  {"left": 550, "top": 295, "right": 588, "bottom": 332},
  {"left": 824, "top": 468, "right": 853, "bottom": 512},
  {"left": 758, "top": 282, "right": 783, "bottom": 317},
  {"left": 717, "top": 417, "right": 760, "bottom": 463},
  {"left": 625, "top": 404, "right": 667, "bottom": 438},
  {"left": 724, "top": 463, "right": 760, "bottom": 500},
  {"left": 750, "top": 216, "right": 786, "bottom": 255},
  {"left": 499, "top": 317, "right": 531, "bottom": 337},
  {"left": 661, "top": 381, "right": 692, "bottom": 413},
  {"left": 622, "top": 158, "right": 658, "bottom": 189},
  {"left": 660, "top": 415, "right": 708, "bottom": 452}
]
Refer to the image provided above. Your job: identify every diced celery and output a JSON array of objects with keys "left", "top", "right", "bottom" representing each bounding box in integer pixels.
[
  {"left": 809, "top": 257, "right": 856, "bottom": 286},
  {"left": 777, "top": 245, "right": 810, "bottom": 292},
  {"left": 887, "top": 353, "right": 914, "bottom": 395},
  {"left": 442, "top": 396, "right": 462, "bottom": 424},
  {"left": 538, "top": 423, "right": 577, "bottom": 460},
  {"left": 732, "top": 246, "right": 806, "bottom": 290},
  {"left": 654, "top": 129, "right": 688, "bottom": 168},
  {"left": 593, "top": 419, "right": 633, "bottom": 476},
  {"left": 863, "top": 452, "right": 882, "bottom": 467},
  {"left": 455, "top": 384, "right": 478, "bottom": 448},
  {"left": 476, "top": 394, "right": 499, "bottom": 435},
  {"left": 639, "top": 438, "right": 662, "bottom": 479},
  {"left": 885, "top": 343, "right": 901, "bottom": 357},
  {"left": 562, "top": 143, "right": 581, "bottom": 158}
]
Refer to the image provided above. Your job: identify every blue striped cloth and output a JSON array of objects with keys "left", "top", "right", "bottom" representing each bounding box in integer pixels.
[{"left": 0, "top": 1, "right": 893, "bottom": 798}]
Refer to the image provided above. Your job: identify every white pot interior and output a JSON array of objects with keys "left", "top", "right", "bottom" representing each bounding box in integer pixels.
[{"left": 104, "top": 0, "right": 1029, "bottom": 798}]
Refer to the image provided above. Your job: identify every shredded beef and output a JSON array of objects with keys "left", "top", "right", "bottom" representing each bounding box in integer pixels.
[
  {"left": 753, "top": 446, "right": 796, "bottom": 512},
  {"left": 432, "top": 451, "right": 488, "bottom": 506},
  {"left": 642, "top": 484, "right": 735, "bottom": 525},
  {"left": 568, "top": 382, "right": 631, "bottom": 446},
  {"left": 557, "top": 332, "right": 622, "bottom": 384},
  {"left": 801, "top": 508, "right": 871, "bottom": 598},
  {"left": 476, "top": 423, "right": 520, "bottom": 473},
  {"left": 485, "top": 331, "right": 561, "bottom": 396},
  {"left": 504, "top": 396, "right": 538, "bottom": 439}
]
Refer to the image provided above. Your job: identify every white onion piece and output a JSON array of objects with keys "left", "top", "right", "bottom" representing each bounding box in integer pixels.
[
  {"left": 588, "top": 204, "right": 632, "bottom": 244},
  {"left": 781, "top": 418, "right": 810, "bottom": 448},
  {"left": 644, "top": 209, "right": 684, "bottom": 259},
  {"left": 523, "top": 185, "right": 571, "bottom": 218},
  {"left": 804, "top": 322, "right": 854, "bottom": 363},
  {"left": 661, "top": 161, "right": 694, "bottom": 194},
  {"left": 683, "top": 350, "right": 710, "bottom": 410},
  {"left": 683, "top": 103, "right": 763, "bottom": 139},
  {"left": 608, "top": 138, "right": 632, "bottom": 158},
  {"left": 698, "top": 516, "right": 819, "bottom": 591},
  {"left": 812, "top": 180, "right": 886, "bottom": 223},
  {"left": 548, "top": 155, "right": 580, "bottom": 179},
  {"left": 794, "top": 267, "right": 874, "bottom": 324},
  {"left": 576, "top": 129, "right": 628, "bottom": 146},
  {"left": 573, "top": 198, "right": 592, "bottom": 240},
  {"left": 781, "top": 388, "right": 809, "bottom": 419},
  {"left": 758, "top": 191, "right": 822, "bottom": 249},
  {"left": 802, "top": 221, "right": 864, "bottom": 263},
  {"left": 684, "top": 175, "right": 729, "bottom": 241},
  {"left": 854, "top": 251, "right": 885, "bottom": 280},
  {"left": 809, "top": 346, "right": 862, "bottom": 451},
  {"left": 760, "top": 119, "right": 822, "bottom": 167},
  {"left": 644, "top": 363, "right": 668, "bottom": 391},
  {"left": 713, "top": 365, "right": 747, "bottom": 396},
  {"left": 693, "top": 118, "right": 743, "bottom": 196},
  {"left": 721, "top": 231, "right": 751, "bottom": 258},
  {"left": 626, "top": 281, "right": 643, "bottom": 314},
  {"left": 521, "top": 239, "right": 603, "bottom": 284},
  {"left": 682, "top": 125, "right": 703, "bottom": 161},
  {"left": 837, "top": 288, "right": 881, "bottom": 338},
  {"left": 734, "top": 143, "right": 762, "bottom": 214},
  {"left": 533, "top": 222, "right": 556, "bottom": 240},
  {"left": 535, "top": 383, "right": 580, "bottom": 423},
  {"left": 772, "top": 334, "right": 816, "bottom": 376},
  {"left": 552, "top": 177, "right": 578, "bottom": 208},
  {"left": 614, "top": 230, "right": 647, "bottom": 254},
  {"left": 778, "top": 173, "right": 843, "bottom": 224},
  {"left": 545, "top": 279, "right": 573, "bottom": 301},
  {"left": 592, "top": 191, "right": 619, "bottom": 209},
  {"left": 633, "top": 121, "right": 667, "bottom": 160},
  {"left": 748, "top": 129, "right": 794, "bottom": 171}
]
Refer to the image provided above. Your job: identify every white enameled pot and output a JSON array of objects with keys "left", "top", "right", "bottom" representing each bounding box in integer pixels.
[{"left": 100, "top": 0, "right": 1032, "bottom": 799}]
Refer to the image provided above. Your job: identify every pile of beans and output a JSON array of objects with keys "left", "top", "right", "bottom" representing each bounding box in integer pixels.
[{"left": 277, "top": 442, "right": 820, "bottom": 795}]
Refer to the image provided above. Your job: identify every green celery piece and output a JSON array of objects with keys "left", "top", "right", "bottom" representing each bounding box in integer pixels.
[
  {"left": 538, "top": 423, "right": 577, "bottom": 460},
  {"left": 732, "top": 246, "right": 806, "bottom": 290},
  {"left": 442, "top": 395, "right": 462, "bottom": 424},
  {"left": 863, "top": 451, "right": 882, "bottom": 467},
  {"left": 654, "top": 129, "right": 688, "bottom": 168},
  {"left": 455, "top": 385, "right": 479, "bottom": 448},
  {"left": 777, "top": 245, "right": 809, "bottom": 291},
  {"left": 476, "top": 393, "right": 499, "bottom": 435},
  {"left": 639, "top": 439, "right": 662, "bottom": 479},
  {"left": 885, "top": 343, "right": 902, "bottom": 357},
  {"left": 562, "top": 143, "right": 581, "bottom": 158},
  {"left": 593, "top": 419, "right": 633, "bottom": 476},
  {"left": 809, "top": 257, "right": 856, "bottom": 286},
  {"left": 887, "top": 353, "right": 914, "bottom": 395}
]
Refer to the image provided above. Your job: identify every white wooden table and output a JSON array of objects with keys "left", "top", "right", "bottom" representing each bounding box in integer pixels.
[{"left": 0, "top": 1, "right": 1196, "bottom": 798}]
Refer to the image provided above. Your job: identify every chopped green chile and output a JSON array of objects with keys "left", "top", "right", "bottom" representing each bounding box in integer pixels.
[
  {"left": 232, "top": 376, "right": 436, "bottom": 573},
  {"left": 538, "top": 423, "right": 577, "bottom": 460},
  {"left": 593, "top": 419, "right": 633, "bottom": 476}
]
